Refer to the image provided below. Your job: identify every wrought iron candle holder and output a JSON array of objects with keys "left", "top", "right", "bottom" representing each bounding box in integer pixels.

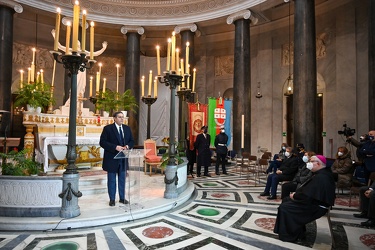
[
  {"left": 141, "top": 96, "right": 157, "bottom": 139},
  {"left": 89, "top": 94, "right": 100, "bottom": 116},
  {"left": 51, "top": 51, "right": 95, "bottom": 174}
]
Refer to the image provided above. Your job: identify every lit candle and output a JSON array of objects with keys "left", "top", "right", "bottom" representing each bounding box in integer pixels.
[
  {"left": 96, "top": 71, "right": 100, "bottom": 94},
  {"left": 103, "top": 78, "right": 106, "bottom": 93},
  {"left": 241, "top": 114, "right": 244, "bottom": 149},
  {"left": 20, "top": 70, "right": 24, "bottom": 89},
  {"left": 156, "top": 45, "right": 161, "bottom": 75},
  {"left": 171, "top": 32, "right": 176, "bottom": 72},
  {"left": 65, "top": 21, "right": 71, "bottom": 54},
  {"left": 40, "top": 69, "right": 44, "bottom": 83},
  {"left": 154, "top": 76, "right": 158, "bottom": 97},
  {"left": 89, "top": 76, "right": 93, "bottom": 96},
  {"left": 98, "top": 62, "right": 102, "bottom": 89},
  {"left": 141, "top": 76, "right": 145, "bottom": 97},
  {"left": 30, "top": 63, "right": 35, "bottom": 83},
  {"left": 180, "top": 59, "right": 184, "bottom": 75},
  {"left": 116, "top": 64, "right": 120, "bottom": 92},
  {"left": 185, "top": 42, "right": 190, "bottom": 74},
  {"left": 148, "top": 70, "right": 152, "bottom": 96},
  {"left": 27, "top": 67, "right": 31, "bottom": 83},
  {"left": 72, "top": 1, "right": 80, "bottom": 52},
  {"left": 53, "top": 8, "right": 61, "bottom": 51},
  {"left": 166, "top": 38, "right": 171, "bottom": 71},
  {"left": 36, "top": 72, "right": 40, "bottom": 84},
  {"left": 175, "top": 48, "right": 180, "bottom": 74},
  {"left": 32, "top": 48, "right": 36, "bottom": 65},
  {"left": 192, "top": 68, "right": 196, "bottom": 91},
  {"left": 81, "top": 9, "right": 87, "bottom": 52},
  {"left": 90, "top": 21, "right": 94, "bottom": 59},
  {"left": 51, "top": 61, "right": 56, "bottom": 87}
]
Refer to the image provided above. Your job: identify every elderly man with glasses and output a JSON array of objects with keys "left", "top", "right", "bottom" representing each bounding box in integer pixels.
[{"left": 273, "top": 155, "right": 336, "bottom": 242}]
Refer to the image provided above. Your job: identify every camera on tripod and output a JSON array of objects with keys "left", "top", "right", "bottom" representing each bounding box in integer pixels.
[{"left": 338, "top": 123, "right": 356, "bottom": 137}]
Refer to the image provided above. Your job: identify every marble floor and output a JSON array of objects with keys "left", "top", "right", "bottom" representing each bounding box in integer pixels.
[{"left": 0, "top": 164, "right": 374, "bottom": 250}]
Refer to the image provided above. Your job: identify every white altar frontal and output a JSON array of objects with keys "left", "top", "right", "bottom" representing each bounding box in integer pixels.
[{"left": 22, "top": 111, "right": 128, "bottom": 172}]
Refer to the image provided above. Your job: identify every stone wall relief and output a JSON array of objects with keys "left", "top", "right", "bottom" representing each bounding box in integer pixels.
[{"left": 215, "top": 55, "right": 234, "bottom": 77}]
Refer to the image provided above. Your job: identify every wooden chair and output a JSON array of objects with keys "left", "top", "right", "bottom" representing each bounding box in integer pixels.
[
  {"left": 143, "top": 139, "right": 163, "bottom": 176},
  {"left": 240, "top": 152, "right": 257, "bottom": 184},
  {"left": 256, "top": 158, "right": 269, "bottom": 185},
  {"left": 261, "top": 152, "right": 272, "bottom": 160}
]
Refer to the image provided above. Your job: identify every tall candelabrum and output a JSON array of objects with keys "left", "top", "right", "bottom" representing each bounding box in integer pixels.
[
  {"left": 141, "top": 96, "right": 157, "bottom": 139},
  {"left": 51, "top": 50, "right": 95, "bottom": 218}
]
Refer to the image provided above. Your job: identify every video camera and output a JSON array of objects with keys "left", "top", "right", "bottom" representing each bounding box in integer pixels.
[{"left": 338, "top": 123, "right": 356, "bottom": 137}]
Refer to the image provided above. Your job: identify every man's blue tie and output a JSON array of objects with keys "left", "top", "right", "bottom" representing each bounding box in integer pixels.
[{"left": 119, "top": 127, "right": 125, "bottom": 145}]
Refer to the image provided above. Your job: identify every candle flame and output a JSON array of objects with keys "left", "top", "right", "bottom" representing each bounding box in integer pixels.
[
  {"left": 186, "top": 42, "right": 190, "bottom": 47},
  {"left": 57, "top": 7, "right": 61, "bottom": 13}
]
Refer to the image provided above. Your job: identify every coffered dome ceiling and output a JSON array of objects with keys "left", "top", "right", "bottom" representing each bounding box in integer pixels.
[{"left": 15, "top": 0, "right": 268, "bottom": 26}]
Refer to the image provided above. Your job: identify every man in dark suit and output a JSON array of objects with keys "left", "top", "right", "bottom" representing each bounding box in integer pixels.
[
  {"left": 194, "top": 126, "right": 211, "bottom": 177},
  {"left": 353, "top": 179, "right": 375, "bottom": 227},
  {"left": 100, "top": 111, "right": 135, "bottom": 206}
]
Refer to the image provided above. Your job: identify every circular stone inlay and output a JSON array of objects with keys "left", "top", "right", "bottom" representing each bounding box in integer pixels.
[
  {"left": 42, "top": 242, "right": 79, "bottom": 250},
  {"left": 360, "top": 234, "right": 375, "bottom": 248},
  {"left": 254, "top": 218, "right": 276, "bottom": 231},
  {"left": 197, "top": 208, "right": 220, "bottom": 216},
  {"left": 142, "top": 226, "right": 174, "bottom": 239},
  {"left": 203, "top": 183, "right": 218, "bottom": 186}
]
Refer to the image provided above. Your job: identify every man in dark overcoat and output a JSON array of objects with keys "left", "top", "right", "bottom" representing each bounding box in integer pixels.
[
  {"left": 194, "top": 126, "right": 211, "bottom": 177},
  {"left": 100, "top": 111, "right": 135, "bottom": 206}
]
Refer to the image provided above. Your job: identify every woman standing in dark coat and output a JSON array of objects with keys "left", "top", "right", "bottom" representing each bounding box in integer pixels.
[{"left": 194, "top": 126, "right": 211, "bottom": 177}]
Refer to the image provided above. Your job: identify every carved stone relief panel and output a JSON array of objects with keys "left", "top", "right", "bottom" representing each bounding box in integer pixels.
[
  {"left": 87, "top": 56, "right": 124, "bottom": 77},
  {"left": 215, "top": 55, "right": 234, "bottom": 77},
  {"left": 12, "top": 42, "right": 54, "bottom": 70}
]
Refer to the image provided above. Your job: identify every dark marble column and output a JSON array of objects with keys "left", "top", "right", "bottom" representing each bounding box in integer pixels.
[
  {"left": 176, "top": 24, "right": 197, "bottom": 146},
  {"left": 0, "top": 2, "right": 22, "bottom": 135},
  {"left": 227, "top": 11, "right": 256, "bottom": 154},
  {"left": 293, "top": 0, "right": 318, "bottom": 152},
  {"left": 121, "top": 26, "right": 144, "bottom": 145},
  {"left": 369, "top": 0, "right": 375, "bottom": 129}
]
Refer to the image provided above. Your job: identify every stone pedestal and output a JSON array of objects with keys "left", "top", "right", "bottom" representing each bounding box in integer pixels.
[{"left": 59, "top": 173, "right": 82, "bottom": 218}]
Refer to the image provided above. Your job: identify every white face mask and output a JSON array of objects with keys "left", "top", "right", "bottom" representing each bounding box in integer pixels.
[
  {"left": 221, "top": 129, "right": 225, "bottom": 133},
  {"left": 284, "top": 151, "right": 290, "bottom": 157},
  {"left": 302, "top": 156, "right": 309, "bottom": 163},
  {"left": 338, "top": 152, "right": 343, "bottom": 156},
  {"left": 306, "top": 162, "right": 314, "bottom": 170},
  {"left": 282, "top": 146, "right": 286, "bottom": 150}
]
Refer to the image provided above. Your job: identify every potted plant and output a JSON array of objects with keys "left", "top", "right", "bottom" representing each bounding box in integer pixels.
[
  {"left": 96, "top": 89, "right": 116, "bottom": 116},
  {"left": 0, "top": 149, "right": 42, "bottom": 176},
  {"left": 96, "top": 89, "right": 138, "bottom": 116},
  {"left": 14, "top": 81, "right": 55, "bottom": 112},
  {"left": 160, "top": 137, "right": 184, "bottom": 168}
]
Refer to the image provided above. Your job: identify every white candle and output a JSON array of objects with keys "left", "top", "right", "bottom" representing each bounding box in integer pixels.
[
  {"left": 81, "top": 9, "right": 87, "bottom": 52},
  {"left": 148, "top": 70, "right": 152, "bottom": 96},
  {"left": 40, "top": 69, "right": 44, "bottom": 83},
  {"left": 192, "top": 68, "right": 196, "bottom": 91},
  {"left": 27, "top": 67, "right": 31, "bottom": 83},
  {"left": 98, "top": 62, "right": 102, "bottom": 89},
  {"left": 171, "top": 32, "right": 176, "bottom": 72},
  {"left": 51, "top": 61, "right": 56, "bottom": 87},
  {"left": 154, "top": 77, "right": 158, "bottom": 98},
  {"left": 103, "top": 78, "right": 106, "bottom": 93},
  {"left": 141, "top": 76, "right": 145, "bottom": 97},
  {"left": 166, "top": 38, "right": 171, "bottom": 71},
  {"left": 89, "top": 76, "right": 93, "bottom": 96},
  {"left": 20, "top": 70, "right": 24, "bottom": 89},
  {"left": 116, "top": 64, "right": 120, "bottom": 92},
  {"left": 30, "top": 63, "right": 35, "bottom": 83},
  {"left": 241, "top": 114, "right": 244, "bottom": 149},
  {"left": 180, "top": 59, "right": 184, "bottom": 76},
  {"left": 176, "top": 48, "right": 180, "bottom": 75},
  {"left": 32, "top": 48, "right": 36, "bottom": 64},
  {"left": 36, "top": 72, "right": 40, "bottom": 84},
  {"left": 96, "top": 71, "right": 100, "bottom": 94},
  {"left": 90, "top": 21, "right": 94, "bottom": 59},
  {"left": 54, "top": 8, "right": 61, "bottom": 51},
  {"left": 72, "top": 1, "right": 80, "bottom": 52},
  {"left": 65, "top": 21, "right": 71, "bottom": 54},
  {"left": 185, "top": 42, "right": 190, "bottom": 74},
  {"left": 156, "top": 45, "right": 161, "bottom": 75}
]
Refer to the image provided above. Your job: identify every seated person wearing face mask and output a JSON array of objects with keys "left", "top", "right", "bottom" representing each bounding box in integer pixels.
[
  {"left": 274, "top": 155, "right": 336, "bottom": 242},
  {"left": 260, "top": 147, "right": 299, "bottom": 200},
  {"left": 281, "top": 151, "right": 316, "bottom": 199},
  {"left": 266, "top": 143, "right": 289, "bottom": 174},
  {"left": 332, "top": 146, "right": 353, "bottom": 189}
]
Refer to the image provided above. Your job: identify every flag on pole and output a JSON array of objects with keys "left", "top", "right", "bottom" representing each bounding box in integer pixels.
[
  {"left": 188, "top": 102, "right": 208, "bottom": 150},
  {"left": 208, "top": 97, "right": 232, "bottom": 146}
]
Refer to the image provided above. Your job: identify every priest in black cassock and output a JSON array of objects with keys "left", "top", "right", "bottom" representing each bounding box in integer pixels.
[{"left": 273, "top": 155, "right": 336, "bottom": 242}]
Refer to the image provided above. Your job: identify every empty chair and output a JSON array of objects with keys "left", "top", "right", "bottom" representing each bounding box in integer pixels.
[{"left": 144, "top": 139, "right": 163, "bottom": 176}]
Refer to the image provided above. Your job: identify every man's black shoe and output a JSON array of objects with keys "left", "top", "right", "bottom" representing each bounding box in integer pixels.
[
  {"left": 203, "top": 174, "right": 212, "bottom": 177},
  {"left": 354, "top": 212, "right": 368, "bottom": 218},
  {"left": 259, "top": 192, "right": 270, "bottom": 196},
  {"left": 223, "top": 172, "right": 228, "bottom": 175},
  {"left": 197, "top": 174, "right": 201, "bottom": 177},
  {"left": 267, "top": 195, "right": 277, "bottom": 200},
  {"left": 119, "top": 199, "right": 129, "bottom": 204},
  {"left": 361, "top": 219, "right": 375, "bottom": 227},
  {"left": 109, "top": 200, "right": 115, "bottom": 206},
  {"left": 215, "top": 172, "right": 220, "bottom": 175}
]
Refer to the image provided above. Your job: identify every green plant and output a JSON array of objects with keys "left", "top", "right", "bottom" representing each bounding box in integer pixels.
[
  {"left": 159, "top": 140, "right": 184, "bottom": 168},
  {"left": 0, "top": 149, "right": 41, "bottom": 176},
  {"left": 96, "top": 89, "right": 138, "bottom": 115},
  {"left": 116, "top": 89, "right": 138, "bottom": 113},
  {"left": 96, "top": 89, "right": 116, "bottom": 113},
  {"left": 14, "top": 81, "right": 55, "bottom": 109}
]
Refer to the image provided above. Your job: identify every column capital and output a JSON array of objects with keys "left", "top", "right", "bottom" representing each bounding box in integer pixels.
[
  {"left": 120, "top": 26, "right": 144, "bottom": 35},
  {"left": 174, "top": 24, "right": 197, "bottom": 34},
  {"left": 226, "top": 10, "right": 258, "bottom": 25},
  {"left": 0, "top": 0, "right": 23, "bottom": 13}
]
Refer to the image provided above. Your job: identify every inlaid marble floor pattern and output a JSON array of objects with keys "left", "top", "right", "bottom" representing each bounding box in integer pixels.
[{"left": 0, "top": 165, "right": 374, "bottom": 250}]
